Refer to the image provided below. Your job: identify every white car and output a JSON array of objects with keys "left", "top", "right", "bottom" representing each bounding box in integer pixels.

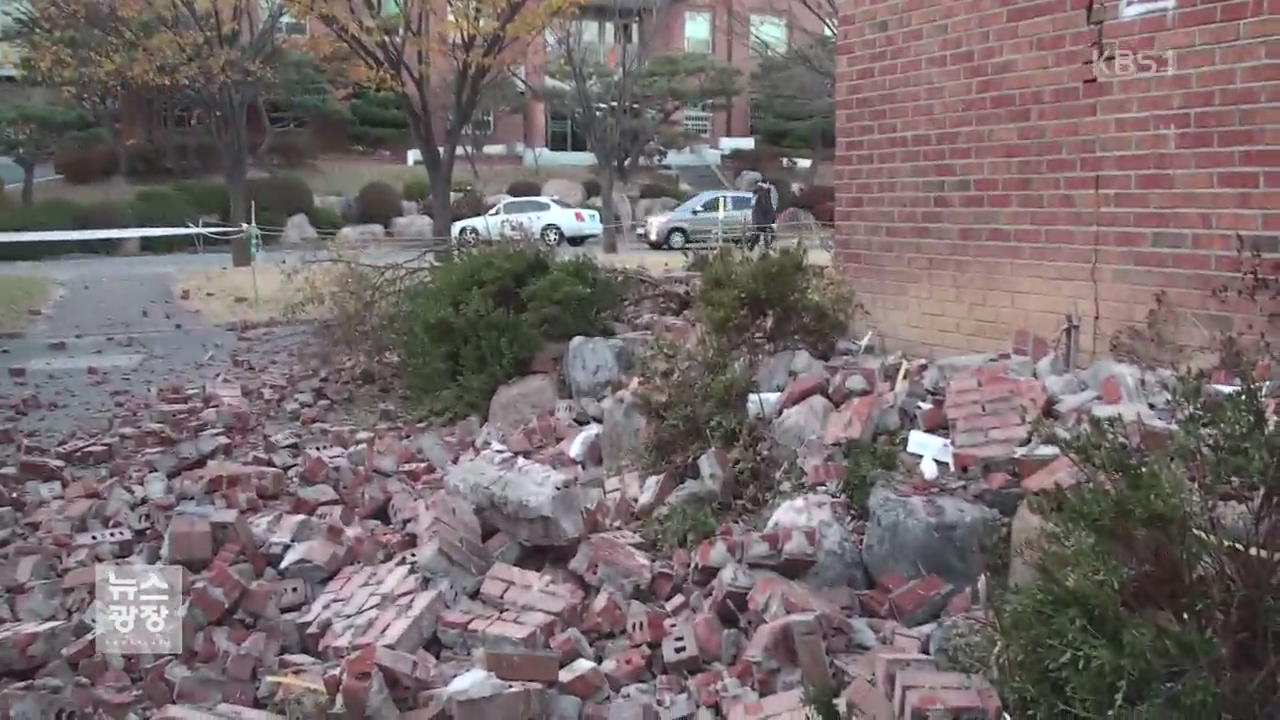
[{"left": 450, "top": 196, "right": 603, "bottom": 248}]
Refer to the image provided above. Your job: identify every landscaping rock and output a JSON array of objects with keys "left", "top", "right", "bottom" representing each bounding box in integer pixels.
[
  {"left": 389, "top": 214, "right": 435, "bottom": 242},
  {"left": 1009, "top": 501, "right": 1049, "bottom": 589},
  {"left": 488, "top": 374, "right": 559, "bottom": 431},
  {"left": 445, "top": 449, "right": 589, "bottom": 546},
  {"left": 862, "top": 482, "right": 1001, "bottom": 587},
  {"left": 280, "top": 214, "right": 318, "bottom": 246},
  {"left": 601, "top": 388, "right": 648, "bottom": 473},
  {"left": 335, "top": 224, "right": 386, "bottom": 244},
  {"left": 766, "top": 494, "right": 869, "bottom": 589},
  {"left": 564, "top": 336, "right": 631, "bottom": 399},
  {"left": 542, "top": 179, "right": 587, "bottom": 206},
  {"left": 634, "top": 197, "right": 679, "bottom": 221},
  {"left": 771, "top": 395, "right": 834, "bottom": 453},
  {"left": 757, "top": 351, "right": 796, "bottom": 392}
]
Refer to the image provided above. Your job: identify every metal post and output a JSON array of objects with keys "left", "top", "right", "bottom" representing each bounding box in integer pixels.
[{"left": 250, "top": 201, "right": 260, "bottom": 308}]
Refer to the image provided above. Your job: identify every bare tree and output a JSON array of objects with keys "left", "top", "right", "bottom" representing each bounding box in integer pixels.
[
  {"left": 544, "top": 1, "right": 738, "bottom": 252},
  {"left": 289, "top": 0, "right": 577, "bottom": 230}
]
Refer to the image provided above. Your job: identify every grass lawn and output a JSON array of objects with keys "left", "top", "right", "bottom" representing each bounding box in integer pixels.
[
  {"left": 0, "top": 275, "right": 52, "bottom": 333},
  {"left": 173, "top": 261, "right": 339, "bottom": 325}
]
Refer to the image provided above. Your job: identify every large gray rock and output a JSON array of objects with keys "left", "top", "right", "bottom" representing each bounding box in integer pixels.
[
  {"left": 601, "top": 388, "right": 648, "bottom": 473},
  {"left": 335, "top": 224, "right": 386, "bottom": 245},
  {"left": 564, "top": 336, "right": 633, "bottom": 399},
  {"left": 542, "top": 178, "right": 586, "bottom": 206},
  {"left": 767, "top": 494, "right": 869, "bottom": 589},
  {"left": 756, "top": 351, "right": 796, "bottom": 392},
  {"left": 771, "top": 395, "right": 834, "bottom": 453},
  {"left": 280, "top": 213, "right": 318, "bottom": 246},
  {"left": 488, "top": 374, "right": 559, "bottom": 431},
  {"left": 444, "top": 449, "right": 589, "bottom": 546},
  {"left": 862, "top": 482, "right": 1001, "bottom": 587},
  {"left": 1009, "top": 500, "right": 1049, "bottom": 589},
  {"left": 389, "top": 214, "right": 435, "bottom": 242}
]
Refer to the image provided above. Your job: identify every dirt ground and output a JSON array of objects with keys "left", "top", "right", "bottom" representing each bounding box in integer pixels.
[
  {"left": 172, "top": 260, "right": 337, "bottom": 325},
  {"left": 0, "top": 275, "right": 52, "bottom": 334}
]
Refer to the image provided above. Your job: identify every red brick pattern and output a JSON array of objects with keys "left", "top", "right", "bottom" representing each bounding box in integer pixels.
[
  {"left": 834, "top": 0, "right": 1280, "bottom": 356},
  {"left": 944, "top": 370, "right": 1047, "bottom": 466}
]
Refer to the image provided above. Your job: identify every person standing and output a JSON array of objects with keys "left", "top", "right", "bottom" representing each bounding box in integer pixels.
[{"left": 750, "top": 181, "right": 777, "bottom": 250}]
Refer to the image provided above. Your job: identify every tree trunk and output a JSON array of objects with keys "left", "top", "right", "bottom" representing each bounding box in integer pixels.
[
  {"left": 20, "top": 164, "right": 35, "bottom": 208},
  {"left": 600, "top": 163, "right": 618, "bottom": 254},
  {"left": 224, "top": 95, "right": 252, "bottom": 267},
  {"left": 253, "top": 101, "right": 274, "bottom": 165},
  {"left": 428, "top": 172, "right": 452, "bottom": 241}
]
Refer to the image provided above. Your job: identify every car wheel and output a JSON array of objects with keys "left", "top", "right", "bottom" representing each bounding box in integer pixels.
[
  {"left": 458, "top": 226, "right": 480, "bottom": 247},
  {"left": 541, "top": 225, "right": 564, "bottom": 247},
  {"left": 666, "top": 228, "right": 689, "bottom": 250},
  {"left": 565, "top": 236, "right": 585, "bottom": 248}
]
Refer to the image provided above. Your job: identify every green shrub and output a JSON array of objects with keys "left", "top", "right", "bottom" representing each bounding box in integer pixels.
[
  {"left": 348, "top": 126, "right": 408, "bottom": 150},
  {"left": 77, "top": 200, "right": 136, "bottom": 229},
  {"left": 523, "top": 256, "right": 622, "bottom": 339},
  {"left": 639, "top": 181, "right": 681, "bottom": 200},
  {"left": 248, "top": 175, "right": 315, "bottom": 228},
  {"left": 0, "top": 200, "right": 82, "bottom": 231},
  {"left": 402, "top": 176, "right": 430, "bottom": 204},
  {"left": 354, "top": 181, "right": 401, "bottom": 227},
  {"left": 172, "top": 180, "right": 229, "bottom": 217},
  {"left": 646, "top": 502, "right": 717, "bottom": 551},
  {"left": 0, "top": 186, "right": 9, "bottom": 212},
  {"left": 506, "top": 180, "right": 541, "bottom": 197},
  {"left": 123, "top": 143, "right": 168, "bottom": 179},
  {"left": 133, "top": 188, "right": 198, "bottom": 227},
  {"left": 695, "top": 247, "right": 851, "bottom": 356},
  {"left": 996, "top": 377, "right": 1279, "bottom": 719},
  {"left": 306, "top": 205, "right": 343, "bottom": 232},
  {"left": 583, "top": 178, "right": 602, "bottom": 200},
  {"left": 398, "top": 247, "right": 619, "bottom": 419}
]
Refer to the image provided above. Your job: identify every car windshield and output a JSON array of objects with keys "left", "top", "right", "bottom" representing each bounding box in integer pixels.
[{"left": 550, "top": 199, "right": 573, "bottom": 209}]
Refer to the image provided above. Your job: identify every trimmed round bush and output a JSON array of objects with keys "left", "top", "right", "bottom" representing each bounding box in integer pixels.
[
  {"left": 55, "top": 144, "right": 120, "bottom": 184},
  {"left": 77, "top": 200, "right": 136, "bottom": 229},
  {"left": 403, "top": 176, "right": 430, "bottom": 204},
  {"left": 450, "top": 190, "right": 486, "bottom": 221},
  {"left": 506, "top": 180, "right": 542, "bottom": 197},
  {"left": 355, "top": 181, "right": 402, "bottom": 227},
  {"left": 133, "top": 188, "right": 198, "bottom": 227},
  {"left": 639, "top": 182, "right": 680, "bottom": 200},
  {"left": 123, "top": 143, "right": 168, "bottom": 179},
  {"left": 172, "top": 180, "right": 229, "bottom": 218},
  {"left": 248, "top": 175, "right": 315, "bottom": 227},
  {"left": 306, "top": 205, "right": 343, "bottom": 232},
  {"left": 583, "top": 178, "right": 602, "bottom": 200}
]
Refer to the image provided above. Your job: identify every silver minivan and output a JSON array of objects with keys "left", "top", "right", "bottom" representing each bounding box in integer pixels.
[{"left": 637, "top": 190, "right": 755, "bottom": 249}]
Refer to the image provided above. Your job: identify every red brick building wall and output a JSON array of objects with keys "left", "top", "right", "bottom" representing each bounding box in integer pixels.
[{"left": 833, "top": 0, "right": 1280, "bottom": 359}]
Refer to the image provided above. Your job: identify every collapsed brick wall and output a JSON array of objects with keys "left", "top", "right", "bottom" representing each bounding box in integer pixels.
[{"left": 833, "top": 0, "right": 1280, "bottom": 359}]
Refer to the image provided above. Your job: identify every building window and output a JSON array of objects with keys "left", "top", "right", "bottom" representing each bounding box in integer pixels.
[
  {"left": 1120, "top": 0, "right": 1176, "bottom": 17},
  {"left": 280, "top": 11, "right": 308, "bottom": 36},
  {"left": 748, "top": 14, "right": 786, "bottom": 56},
  {"left": 682, "top": 105, "right": 712, "bottom": 138},
  {"left": 547, "top": 110, "right": 589, "bottom": 151},
  {"left": 684, "top": 11, "right": 712, "bottom": 53}
]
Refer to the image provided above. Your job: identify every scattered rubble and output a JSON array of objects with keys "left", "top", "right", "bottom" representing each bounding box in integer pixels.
[{"left": 0, "top": 319, "right": 1199, "bottom": 718}]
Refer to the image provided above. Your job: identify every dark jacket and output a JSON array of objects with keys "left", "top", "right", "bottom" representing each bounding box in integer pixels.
[{"left": 751, "top": 185, "right": 776, "bottom": 227}]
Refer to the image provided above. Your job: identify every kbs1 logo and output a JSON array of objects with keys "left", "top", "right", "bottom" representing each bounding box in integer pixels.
[{"left": 1092, "top": 45, "right": 1177, "bottom": 78}]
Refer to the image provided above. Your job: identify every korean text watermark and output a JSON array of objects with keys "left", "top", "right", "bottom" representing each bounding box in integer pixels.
[{"left": 95, "top": 564, "right": 183, "bottom": 655}]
